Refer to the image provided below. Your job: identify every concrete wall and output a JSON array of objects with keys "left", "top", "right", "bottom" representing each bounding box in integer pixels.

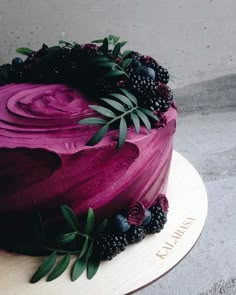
[{"left": 0, "top": 0, "right": 236, "bottom": 88}]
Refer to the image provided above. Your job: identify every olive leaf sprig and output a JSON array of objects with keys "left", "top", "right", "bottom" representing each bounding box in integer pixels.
[
  {"left": 79, "top": 88, "right": 159, "bottom": 148},
  {"left": 92, "top": 34, "right": 127, "bottom": 58},
  {"left": 30, "top": 205, "right": 108, "bottom": 283}
]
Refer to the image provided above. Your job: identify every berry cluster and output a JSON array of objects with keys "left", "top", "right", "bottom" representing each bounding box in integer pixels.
[
  {"left": 126, "top": 52, "right": 173, "bottom": 112},
  {"left": 93, "top": 203, "right": 167, "bottom": 261},
  {"left": 0, "top": 39, "right": 173, "bottom": 114}
]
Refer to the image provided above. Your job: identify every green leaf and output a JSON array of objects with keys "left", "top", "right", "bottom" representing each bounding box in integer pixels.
[
  {"left": 118, "top": 117, "right": 127, "bottom": 148},
  {"left": 16, "top": 47, "right": 33, "bottom": 56},
  {"left": 61, "top": 205, "right": 79, "bottom": 232},
  {"left": 85, "top": 208, "right": 95, "bottom": 235},
  {"left": 136, "top": 109, "right": 151, "bottom": 132},
  {"left": 108, "top": 34, "right": 114, "bottom": 41},
  {"left": 71, "top": 257, "right": 87, "bottom": 281},
  {"left": 104, "top": 70, "right": 128, "bottom": 78},
  {"left": 87, "top": 258, "right": 100, "bottom": 280},
  {"left": 130, "top": 112, "right": 140, "bottom": 134},
  {"left": 101, "top": 37, "right": 109, "bottom": 55},
  {"left": 79, "top": 117, "right": 107, "bottom": 125},
  {"left": 58, "top": 232, "right": 77, "bottom": 244},
  {"left": 73, "top": 42, "right": 81, "bottom": 48},
  {"left": 139, "top": 108, "right": 160, "bottom": 121},
  {"left": 101, "top": 98, "right": 126, "bottom": 112},
  {"left": 122, "top": 50, "right": 132, "bottom": 59},
  {"left": 120, "top": 88, "right": 138, "bottom": 105},
  {"left": 89, "top": 105, "right": 116, "bottom": 118},
  {"left": 87, "top": 56, "right": 111, "bottom": 63},
  {"left": 79, "top": 237, "right": 89, "bottom": 259},
  {"left": 47, "top": 254, "right": 70, "bottom": 282},
  {"left": 86, "top": 242, "right": 94, "bottom": 260},
  {"left": 113, "top": 43, "right": 121, "bottom": 59},
  {"left": 30, "top": 252, "right": 57, "bottom": 283},
  {"left": 120, "top": 41, "right": 127, "bottom": 48},
  {"left": 95, "top": 62, "right": 117, "bottom": 69},
  {"left": 122, "top": 58, "right": 133, "bottom": 69},
  {"left": 59, "top": 40, "right": 73, "bottom": 47},
  {"left": 109, "top": 93, "right": 133, "bottom": 107},
  {"left": 96, "top": 219, "right": 108, "bottom": 235},
  {"left": 91, "top": 39, "right": 104, "bottom": 43},
  {"left": 111, "top": 35, "right": 120, "bottom": 44},
  {"left": 86, "top": 124, "right": 109, "bottom": 146}
]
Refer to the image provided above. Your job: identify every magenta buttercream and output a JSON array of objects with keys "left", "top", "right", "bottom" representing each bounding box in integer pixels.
[{"left": 0, "top": 83, "right": 177, "bottom": 234}]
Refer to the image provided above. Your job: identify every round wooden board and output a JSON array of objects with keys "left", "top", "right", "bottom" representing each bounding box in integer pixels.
[{"left": 0, "top": 151, "right": 208, "bottom": 295}]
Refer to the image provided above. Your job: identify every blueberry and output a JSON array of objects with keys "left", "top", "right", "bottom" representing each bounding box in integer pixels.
[
  {"left": 113, "top": 214, "right": 130, "bottom": 233},
  {"left": 142, "top": 67, "right": 156, "bottom": 80},
  {"left": 142, "top": 209, "right": 152, "bottom": 225},
  {"left": 12, "top": 57, "right": 24, "bottom": 67}
]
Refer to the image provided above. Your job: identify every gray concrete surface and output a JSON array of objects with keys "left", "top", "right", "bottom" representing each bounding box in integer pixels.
[
  {"left": 0, "top": 0, "right": 236, "bottom": 87},
  {"left": 135, "top": 75, "right": 236, "bottom": 295}
]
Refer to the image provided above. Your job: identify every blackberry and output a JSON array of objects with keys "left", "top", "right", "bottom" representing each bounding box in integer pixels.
[
  {"left": 141, "top": 82, "right": 173, "bottom": 113},
  {"left": 64, "top": 60, "right": 80, "bottom": 83},
  {"left": 130, "top": 73, "right": 156, "bottom": 96},
  {"left": 156, "top": 65, "right": 169, "bottom": 84},
  {"left": 145, "top": 205, "right": 167, "bottom": 234},
  {"left": 8, "top": 68, "right": 25, "bottom": 83},
  {"left": 94, "top": 233, "right": 128, "bottom": 261},
  {"left": 140, "top": 55, "right": 158, "bottom": 71},
  {"left": 125, "top": 51, "right": 142, "bottom": 76},
  {"left": 156, "top": 82, "right": 173, "bottom": 112},
  {"left": 0, "top": 64, "right": 12, "bottom": 85},
  {"left": 126, "top": 51, "right": 141, "bottom": 61},
  {"left": 126, "top": 226, "right": 146, "bottom": 244},
  {"left": 96, "top": 78, "right": 116, "bottom": 96},
  {"left": 49, "top": 66, "right": 63, "bottom": 82},
  {"left": 51, "top": 48, "right": 70, "bottom": 64}
]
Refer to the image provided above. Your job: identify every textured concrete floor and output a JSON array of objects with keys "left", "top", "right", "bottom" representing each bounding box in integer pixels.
[{"left": 136, "top": 75, "right": 236, "bottom": 295}]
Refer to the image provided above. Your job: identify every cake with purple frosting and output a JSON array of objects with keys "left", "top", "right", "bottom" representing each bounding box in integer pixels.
[{"left": 0, "top": 35, "right": 177, "bottom": 282}]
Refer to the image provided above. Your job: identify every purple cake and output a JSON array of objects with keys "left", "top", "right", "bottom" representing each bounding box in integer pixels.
[{"left": 0, "top": 35, "right": 177, "bottom": 282}]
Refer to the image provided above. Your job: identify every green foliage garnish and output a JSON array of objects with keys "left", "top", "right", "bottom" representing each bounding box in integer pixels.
[
  {"left": 16, "top": 47, "right": 33, "bottom": 56},
  {"left": 79, "top": 88, "right": 159, "bottom": 148},
  {"left": 30, "top": 206, "right": 107, "bottom": 283}
]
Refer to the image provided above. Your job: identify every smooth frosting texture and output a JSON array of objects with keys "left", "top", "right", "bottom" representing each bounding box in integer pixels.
[{"left": 0, "top": 83, "right": 177, "bottom": 234}]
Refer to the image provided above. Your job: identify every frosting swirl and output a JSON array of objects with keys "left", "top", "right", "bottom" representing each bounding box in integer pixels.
[
  {"left": 127, "top": 202, "right": 145, "bottom": 225},
  {"left": 156, "top": 194, "right": 169, "bottom": 213}
]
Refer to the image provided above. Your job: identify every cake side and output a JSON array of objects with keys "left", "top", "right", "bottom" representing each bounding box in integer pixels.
[{"left": 0, "top": 81, "right": 177, "bottom": 237}]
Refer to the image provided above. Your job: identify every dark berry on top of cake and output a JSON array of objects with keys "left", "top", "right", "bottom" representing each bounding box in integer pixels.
[{"left": 0, "top": 35, "right": 173, "bottom": 114}]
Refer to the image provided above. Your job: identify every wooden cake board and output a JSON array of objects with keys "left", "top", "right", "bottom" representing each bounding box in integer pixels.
[{"left": 0, "top": 151, "right": 208, "bottom": 295}]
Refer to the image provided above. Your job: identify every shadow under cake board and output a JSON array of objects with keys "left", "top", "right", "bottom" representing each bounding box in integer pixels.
[{"left": 0, "top": 151, "right": 208, "bottom": 295}]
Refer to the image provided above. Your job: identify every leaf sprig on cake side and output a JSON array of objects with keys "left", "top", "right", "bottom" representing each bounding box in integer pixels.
[{"left": 30, "top": 206, "right": 108, "bottom": 283}]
